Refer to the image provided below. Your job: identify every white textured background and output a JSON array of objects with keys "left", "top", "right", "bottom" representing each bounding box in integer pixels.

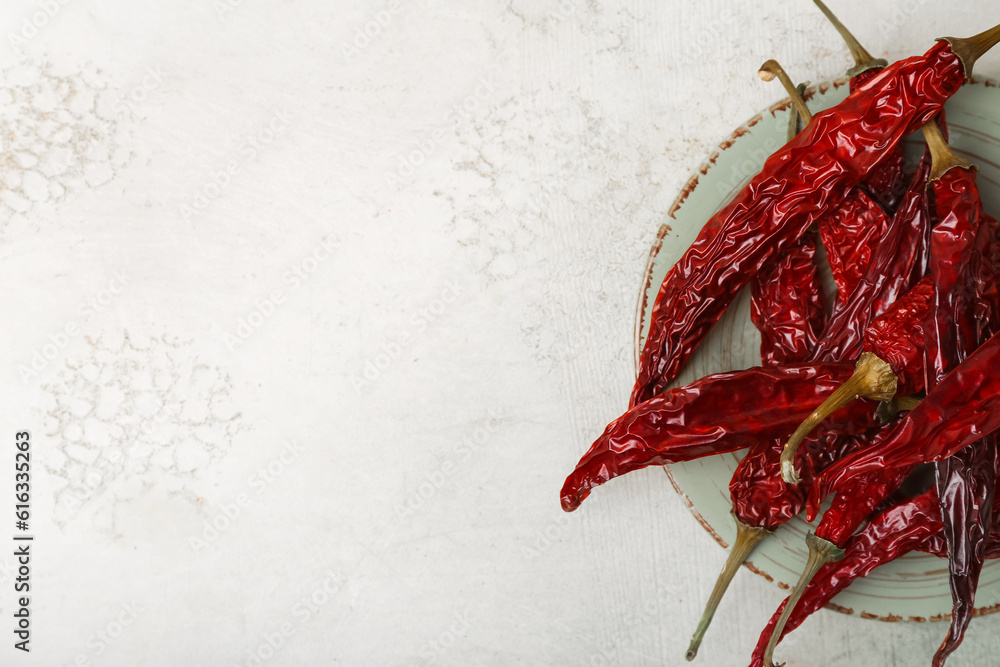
[{"left": 1, "top": 1, "right": 998, "bottom": 665}]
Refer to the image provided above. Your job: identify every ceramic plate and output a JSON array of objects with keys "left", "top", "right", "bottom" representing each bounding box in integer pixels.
[{"left": 636, "top": 76, "right": 1000, "bottom": 621}]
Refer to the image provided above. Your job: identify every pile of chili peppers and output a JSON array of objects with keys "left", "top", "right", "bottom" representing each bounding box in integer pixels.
[{"left": 559, "top": 3, "right": 1000, "bottom": 665}]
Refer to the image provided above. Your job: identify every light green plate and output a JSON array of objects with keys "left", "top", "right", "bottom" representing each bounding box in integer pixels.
[{"left": 636, "top": 76, "right": 1000, "bottom": 622}]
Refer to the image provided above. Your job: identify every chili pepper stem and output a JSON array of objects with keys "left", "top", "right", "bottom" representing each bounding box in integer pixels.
[
  {"left": 810, "top": 0, "right": 888, "bottom": 76},
  {"left": 759, "top": 60, "right": 813, "bottom": 124},
  {"left": 762, "top": 534, "right": 845, "bottom": 667},
  {"left": 786, "top": 83, "right": 807, "bottom": 143},
  {"left": 922, "top": 119, "right": 975, "bottom": 182},
  {"left": 938, "top": 22, "right": 1000, "bottom": 79},
  {"left": 686, "top": 514, "right": 772, "bottom": 661},
  {"left": 780, "top": 353, "right": 897, "bottom": 484}
]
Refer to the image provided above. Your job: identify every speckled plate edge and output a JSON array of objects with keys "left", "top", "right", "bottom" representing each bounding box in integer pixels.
[{"left": 634, "top": 75, "right": 1000, "bottom": 622}]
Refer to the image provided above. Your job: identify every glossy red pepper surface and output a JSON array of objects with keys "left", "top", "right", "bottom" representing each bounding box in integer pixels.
[
  {"left": 819, "top": 189, "right": 893, "bottom": 308},
  {"left": 924, "top": 163, "right": 999, "bottom": 667},
  {"left": 809, "top": 329, "right": 1000, "bottom": 514},
  {"left": 808, "top": 151, "right": 933, "bottom": 363},
  {"left": 924, "top": 167, "right": 986, "bottom": 386},
  {"left": 729, "top": 433, "right": 841, "bottom": 530},
  {"left": 750, "top": 233, "right": 827, "bottom": 365},
  {"left": 561, "top": 364, "right": 878, "bottom": 512},
  {"left": 849, "top": 66, "right": 909, "bottom": 211},
  {"left": 631, "top": 42, "right": 965, "bottom": 407},
  {"left": 919, "top": 485, "right": 1000, "bottom": 558},
  {"left": 811, "top": 461, "right": 912, "bottom": 533}
]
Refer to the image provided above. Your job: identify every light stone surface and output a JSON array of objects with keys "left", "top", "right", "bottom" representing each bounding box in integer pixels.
[{"left": 1, "top": 0, "right": 998, "bottom": 665}]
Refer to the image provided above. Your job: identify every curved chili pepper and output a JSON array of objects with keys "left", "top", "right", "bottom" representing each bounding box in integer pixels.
[
  {"left": 808, "top": 328, "right": 1000, "bottom": 515},
  {"left": 750, "top": 487, "right": 941, "bottom": 667},
  {"left": 806, "top": 4, "right": 900, "bottom": 291},
  {"left": 756, "top": 59, "right": 889, "bottom": 347},
  {"left": 779, "top": 276, "right": 935, "bottom": 483},
  {"left": 919, "top": 120, "right": 999, "bottom": 667},
  {"left": 629, "top": 31, "right": 997, "bottom": 408},
  {"left": 561, "top": 363, "right": 878, "bottom": 513}
]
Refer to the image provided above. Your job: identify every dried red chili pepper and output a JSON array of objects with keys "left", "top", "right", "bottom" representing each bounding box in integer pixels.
[
  {"left": 779, "top": 276, "right": 935, "bottom": 483},
  {"left": 919, "top": 120, "right": 999, "bottom": 667},
  {"left": 561, "top": 363, "right": 878, "bottom": 513},
  {"left": 970, "top": 214, "right": 1000, "bottom": 340},
  {"left": 685, "top": 430, "right": 846, "bottom": 661},
  {"left": 811, "top": 0, "right": 907, "bottom": 211},
  {"left": 751, "top": 487, "right": 941, "bottom": 667},
  {"left": 932, "top": 438, "right": 999, "bottom": 667},
  {"left": 761, "top": 447, "right": 912, "bottom": 666},
  {"left": 629, "top": 28, "right": 1000, "bottom": 408},
  {"left": 808, "top": 328, "right": 1000, "bottom": 513},
  {"left": 756, "top": 60, "right": 889, "bottom": 325},
  {"left": 807, "top": 2, "right": 903, "bottom": 296}
]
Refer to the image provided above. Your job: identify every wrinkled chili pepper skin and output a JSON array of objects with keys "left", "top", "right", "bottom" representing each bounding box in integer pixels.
[
  {"left": 733, "top": 431, "right": 862, "bottom": 510},
  {"left": 810, "top": 461, "right": 912, "bottom": 529},
  {"left": 630, "top": 42, "right": 965, "bottom": 407},
  {"left": 932, "top": 437, "right": 999, "bottom": 666},
  {"left": 920, "top": 483, "right": 1000, "bottom": 558},
  {"left": 750, "top": 233, "right": 827, "bottom": 365},
  {"left": 819, "top": 189, "right": 893, "bottom": 307},
  {"left": 749, "top": 488, "right": 942, "bottom": 667},
  {"left": 970, "top": 215, "right": 1000, "bottom": 341},
  {"left": 923, "top": 164, "right": 999, "bottom": 667},
  {"left": 729, "top": 433, "right": 839, "bottom": 531},
  {"left": 809, "top": 329, "right": 1000, "bottom": 515},
  {"left": 808, "top": 151, "right": 933, "bottom": 363},
  {"left": 863, "top": 275, "right": 934, "bottom": 396},
  {"left": 561, "top": 364, "right": 878, "bottom": 512},
  {"left": 925, "top": 167, "right": 986, "bottom": 388},
  {"left": 849, "top": 67, "right": 908, "bottom": 212}
]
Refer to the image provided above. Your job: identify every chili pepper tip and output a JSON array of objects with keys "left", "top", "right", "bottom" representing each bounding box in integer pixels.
[
  {"left": 686, "top": 513, "right": 771, "bottom": 661},
  {"left": 780, "top": 353, "right": 897, "bottom": 484},
  {"left": 938, "top": 22, "right": 1000, "bottom": 79},
  {"left": 810, "top": 0, "right": 887, "bottom": 76}
]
